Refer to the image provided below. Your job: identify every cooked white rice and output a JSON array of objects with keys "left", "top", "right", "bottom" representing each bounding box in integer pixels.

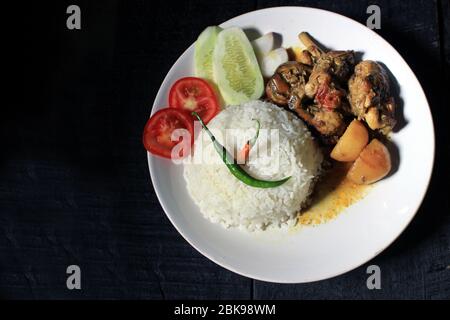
[{"left": 183, "top": 100, "right": 323, "bottom": 231}]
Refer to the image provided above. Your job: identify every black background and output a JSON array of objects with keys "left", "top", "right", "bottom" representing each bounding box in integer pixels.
[{"left": 1, "top": 0, "right": 449, "bottom": 299}]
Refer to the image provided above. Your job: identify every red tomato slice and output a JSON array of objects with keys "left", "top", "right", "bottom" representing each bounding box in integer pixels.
[
  {"left": 143, "top": 108, "right": 194, "bottom": 159},
  {"left": 169, "top": 77, "right": 220, "bottom": 123}
]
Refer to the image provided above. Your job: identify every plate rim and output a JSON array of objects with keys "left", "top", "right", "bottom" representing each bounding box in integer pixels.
[{"left": 147, "top": 6, "right": 436, "bottom": 283}]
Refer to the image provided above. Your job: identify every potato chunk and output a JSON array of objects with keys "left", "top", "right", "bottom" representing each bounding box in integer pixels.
[
  {"left": 331, "top": 119, "right": 369, "bottom": 162},
  {"left": 347, "top": 139, "right": 391, "bottom": 184}
]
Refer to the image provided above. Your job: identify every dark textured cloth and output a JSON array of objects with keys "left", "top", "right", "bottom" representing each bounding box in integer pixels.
[{"left": 1, "top": 0, "right": 449, "bottom": 299}]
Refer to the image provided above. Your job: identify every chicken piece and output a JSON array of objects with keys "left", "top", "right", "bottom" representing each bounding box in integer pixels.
[
  {"left": 299, "top": 32, "right": 355, "bottom": 83},
  {"left": 304, "top": 51, "right": 354, "bottom": 98},
  {"left": 293, "top": 104, "right": 346, "bottom": 143},
  {"left": 315, "top": 78, "right": 345, "bottom": 111},
  {"left": 348, "top": 60, "right": 396, "bottom": 133},
  {"left": 309, "top": 51, "right": 355, "bottom": 84},
  {"left": 266, "top": 63, "right": 345, "bottom": 142},
  {"left": 299, "top": 32, "right": 353, "bottom": 112},
  {"left": 311, "top": 108, "right": 346, "bottom": 137},
  {"left": 266, "top": 35, "right": 351, "bottom": 143},
  {"left": 265, "top": 73, "right": 290, "bottom": 105},
  {"left": 298, "top": 32, "right": 323, "bottom": 59},
  {"left": 305, "top": 70, "right": 330, "bottom": 98},
  {"left": 265, "top": 62, "right": 311, "bottom": 106},
  {"left": 296, "top": 49, "right": 313, "bottom": 66},
  {"left": 276, "top": 61, "right": 311, "bottom": 86},
  {"left": 304, "top": 71, "right": 345, "bottom": 110}
]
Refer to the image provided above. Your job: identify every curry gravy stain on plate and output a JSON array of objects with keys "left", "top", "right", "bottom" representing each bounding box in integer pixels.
[{"left": 294, "top": 162, "right": 371, "bottom": 228}]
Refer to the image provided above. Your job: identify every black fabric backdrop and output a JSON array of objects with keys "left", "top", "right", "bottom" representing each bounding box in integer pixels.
[{"left": 1, "top": 0, "right": 449, "bottom": 299}]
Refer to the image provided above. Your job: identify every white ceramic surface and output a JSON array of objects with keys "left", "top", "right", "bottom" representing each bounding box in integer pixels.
[{"left": 147, "top": 7, "right": 435, "bottom": 283}]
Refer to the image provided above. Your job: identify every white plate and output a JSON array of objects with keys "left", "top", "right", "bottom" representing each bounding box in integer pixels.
[{"left": 147, "top": 7, "right": 434, "bottom": 283}]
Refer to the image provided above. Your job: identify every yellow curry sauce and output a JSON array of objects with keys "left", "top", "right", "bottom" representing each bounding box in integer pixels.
[{"left": 295, "top": 162, "right": 371, "bottom": 227}]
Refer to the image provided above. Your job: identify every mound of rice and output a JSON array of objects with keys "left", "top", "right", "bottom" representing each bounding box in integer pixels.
[{"left": 183, "top": 100, "right": 323, "bottom": 231}]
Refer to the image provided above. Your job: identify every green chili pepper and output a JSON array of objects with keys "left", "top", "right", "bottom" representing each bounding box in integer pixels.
[
  {"left": 192, "top": 112, "right": 291, "bottom": 188},
  {"left": 248, "top": 119, "right": 260, "bottom": 146}
]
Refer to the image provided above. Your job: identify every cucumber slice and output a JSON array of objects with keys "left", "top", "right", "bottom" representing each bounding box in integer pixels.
[
  {"left": 213, "top": 27, "right": 264, "bottom": 105},
  {"left": 194, "top": 26, "right": 222, "bottom": 82}
]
